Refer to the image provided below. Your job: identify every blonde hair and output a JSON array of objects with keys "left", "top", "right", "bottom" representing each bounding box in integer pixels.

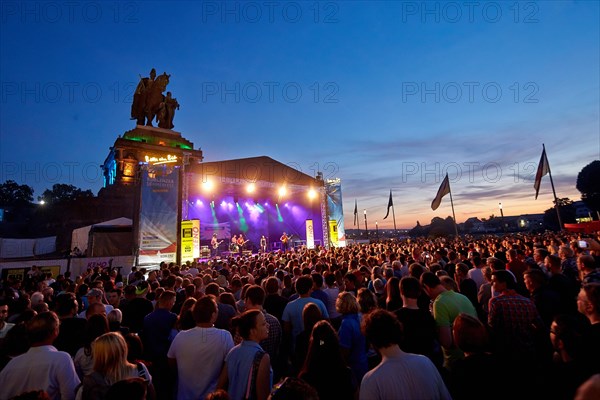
[
  {"left": 336, "top": 291, "right": 360, "bottom": 315},
  {"left": 92, "top": 332, "right": 136, "bottom": 384}
]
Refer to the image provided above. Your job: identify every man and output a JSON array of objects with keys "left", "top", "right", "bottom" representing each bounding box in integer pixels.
[
  {"left": 263, "top": 277, "right": 288, "bottom": 323},
  {"left": 359, "top": 309, "right": 451, "bottom": 400},
  {"left": 231, "top": 234, "right": 238, "bottom": 253},
  {"left": 237, "top": 233, "right": 247, "bottom": 252},
  {"left": 577, "top": 283, "right": 600, "bottom": 374},
  {"left": 524, "top": 268, "right": 562, "bottom": 328},
  {"left": 120, "top": 284, "right": 154, "bottom": 333},
  {"left": 77, "top": 288, "right": 113, "bottom": 318},
  {"left": 245, "top": 285, "right": 282, "bottom": 372},
  {"left": 107, "top": 289, "right": 121, "bottom": 310},
  {"left": 282, "top": 276, "right": 329, "bottom": 344},
  {"left": 168, "top": 296, "right": 234, "bottom": 400},
  {"left": 577, "top": 254, "right": 600, "bottom": 284},
  {"left": 142, "top": 290, "right": 178, "bottom": 400},
  {"left": 0, "top": 299, "right": 14, "bottom": 339},
  {"left": 420, "top": 272, "right": 477, "bottom": 370},
  {"left": 211, "top": 233, "right": 221, "bottom": 258},
  {"left": 52, "top": 293, "right": 86, "bottom": 357},
  {"left": 559, "top": 246, "right": 580, "bottom": 283},
  {"left": 0, "top": 312, "right": 80, "bottom": 400},
  {"left": 488, "top": 270, "right": 546, "bottom": 366},
  {"left": 205, "top": 283, "right": 237, "bottom": 330},
  {"left": 310, "top": 273, "right": 329, "bottom": 306},
  {"left": 280, "top": 232, "right": 289, "bottom": 252}
]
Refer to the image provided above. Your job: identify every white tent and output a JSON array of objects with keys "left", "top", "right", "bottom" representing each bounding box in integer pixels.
[{"left": 71, "top": 217, "right": 132, "bottom": 254}]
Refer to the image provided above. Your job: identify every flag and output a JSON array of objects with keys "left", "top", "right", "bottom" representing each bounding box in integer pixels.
[
  {"left": 431, "top": 174, "right": 450, "bottom": 211},
  {"left": 534, "top": 146, "right": 550, "bottom": 200},
  {"left": 383, "top": 190, "right": 393, "bottom": 219},
  {"left": 353, "top": 199, "right": 358, "bottom": 226}
]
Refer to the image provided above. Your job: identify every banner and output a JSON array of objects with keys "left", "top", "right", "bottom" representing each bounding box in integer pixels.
[
  {"left": 431, "top": 174, "right": 451, "bottom": 211},
  {"left": 138, "top": 167, "right": 180, "bottom": 265},
  {"left": 180, "top": 220, "right": 194, "bottom": 263},
  {"left": 191, "top": 220, "right": 200, "bottom": 259},
  {"left": 329, "top": 220, "right": 339, "bottom": 247},
  {"left": 306, "top": 219, "right": 315, "bottom": 249},
  {"left": 326, "top": 178, "right": 346, "bottom": 246},
  {"left": 200, "top": 222, "right": 231, "bottom": 240}
]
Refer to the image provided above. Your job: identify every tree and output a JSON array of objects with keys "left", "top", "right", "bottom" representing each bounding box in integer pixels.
[
  {"left": 0, "top": 180, "right": 34, "bottom": 206},
  {"left": 576, "top": 160, "right": 600, "bottom": 214},
  {"left": 38, "top": 184, "right": 94, "bottom": 205},
  {"left": 543, "top": 198, "right": 576, "bottom": 231}
]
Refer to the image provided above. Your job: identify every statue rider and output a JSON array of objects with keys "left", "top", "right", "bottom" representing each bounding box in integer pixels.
[{"left": 131, "top": 68, "right": 156, "bottom": 125}]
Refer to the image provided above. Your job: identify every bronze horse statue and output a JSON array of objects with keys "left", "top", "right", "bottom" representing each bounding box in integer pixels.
[{"left": 131, "top": 70, "right": 170, "bottom": 127}]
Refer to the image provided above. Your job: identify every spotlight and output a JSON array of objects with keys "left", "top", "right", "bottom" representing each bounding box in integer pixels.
[
  {"left": 246, "top": 183, "right": 256, "bottom": 194},
  {"left": 308, "top": 188, "right": 317, "bottom": 199},
  {"left": 201, "top": 180, "right": 214, "bottom": 192},
  {"left": 278, "top": 186, "right": 287, "bottom": 197}
]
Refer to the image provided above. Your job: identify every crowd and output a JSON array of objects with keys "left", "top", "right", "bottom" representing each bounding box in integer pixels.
[{"left": 1, "top": 231, "right": 600, "bottom": 400}]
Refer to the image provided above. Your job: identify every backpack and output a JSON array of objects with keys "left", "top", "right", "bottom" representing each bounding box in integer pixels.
[{"left": 244, "top": 350, "right": 266, "bottom": 400}]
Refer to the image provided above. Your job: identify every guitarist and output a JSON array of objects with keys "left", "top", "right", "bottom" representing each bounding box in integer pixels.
[
  {"left": 280, "top": 232, "right": 289, "bottom": 252},
  {"left": 210, "top": 233, "right": 222, "bottom": 258},
  {"left": 237, "top": 234, "right": 249, "bottom": 252}
]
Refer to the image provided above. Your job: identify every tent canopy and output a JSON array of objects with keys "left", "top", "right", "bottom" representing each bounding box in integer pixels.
[{"left": 71, "top": 217, "right": 132, "bottom": 253}]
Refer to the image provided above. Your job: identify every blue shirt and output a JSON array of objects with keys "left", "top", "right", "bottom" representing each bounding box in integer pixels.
[
  {"left": 225, "top": 341, "right": 272, "bottom": 400},
  {"left": 338, "top": 313, "right": 368, "bottom": 381},
  {"left": 282, "top": 297, "right": 329, "bottom": 340}
]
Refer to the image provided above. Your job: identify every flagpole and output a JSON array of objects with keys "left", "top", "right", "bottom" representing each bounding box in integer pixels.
[
  {"left": 543, "top": 144, "right": 563, "bottom": 231},
  {"left": 448, "top": 182, "right": 459, "bottom": 237},
  {"left": 391, "top": 202, "right": 397, "bottom": 232}
]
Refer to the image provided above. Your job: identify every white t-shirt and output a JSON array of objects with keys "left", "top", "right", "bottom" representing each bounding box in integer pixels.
[
  {"left": 167, "top": 327, "right": 234, "bottom": 400},
  {"left": 0, "top": 322, "right": 15, "bottom": 339}
]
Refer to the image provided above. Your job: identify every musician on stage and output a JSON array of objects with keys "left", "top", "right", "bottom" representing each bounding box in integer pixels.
[
  {"left": 237, "top": 233, "right": 247, "bottom": 252},
  {"left": 231, "top": 234, "right": 238, "bottom": 253},
  {"left": 260, "top": 235, "right": 267, "bottom": 253},
  {"left": 280, "top": 232, "right": 289, "bottom": 252},
  {"left": 210, "top": 233, "right": 222, "bottom": 258}
]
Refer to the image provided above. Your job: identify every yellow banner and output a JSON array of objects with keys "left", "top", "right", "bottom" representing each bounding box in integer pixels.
[
  {"left": 329, "top": 220, "right": 339, "bottom": 247},
  {"left": 191, "top": 219, "right": 200, "bottom": 259},
  {"left": 180, "top": 220, "right": 194, "bottom": 263}
]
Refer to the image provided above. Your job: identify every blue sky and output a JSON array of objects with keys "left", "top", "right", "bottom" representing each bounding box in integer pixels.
[{"left": 1, "top": 1, "right": 598, "bottom": 228}]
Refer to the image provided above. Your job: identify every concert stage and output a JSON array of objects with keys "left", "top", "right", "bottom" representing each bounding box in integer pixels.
[{"left": 185, "top": 156, "right": 327, "bottom": 253}]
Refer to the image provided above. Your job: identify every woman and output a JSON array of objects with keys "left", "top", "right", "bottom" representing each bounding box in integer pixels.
[
  {"left": 80, "top": 332, "right": 155, "bottom": 400},
  {"left": 385, "top": 276, "right": 403, "bottom": 311},
  {"left": 74, "top": 314, "right": 109, "bottom": 380},
  {"left": 176, "top": 297, "right": 197, "bottom": 331},
  {"left": 336, "top": 291, "right": 368, "bottom": 383},
  {"left": 292, "top": 303, "right": 323, "bottom": 373},
  {"left": 298, "top": 320, "right": 356, "bottom": 400},
  {"left": 218, "top": 310, "right": 272, "bottom": 400}
]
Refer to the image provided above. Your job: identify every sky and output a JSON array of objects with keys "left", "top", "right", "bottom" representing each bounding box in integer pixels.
[{"left": 1, "top": 0, "right": 599, "bottom": 229}]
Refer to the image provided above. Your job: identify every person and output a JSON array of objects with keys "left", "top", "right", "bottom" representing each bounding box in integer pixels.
[
  {"left": 211, "top": 233, "right": 223, "bottom": 258},
  {"left": 292, "top": 303, "right": 323, "bottom": 373},
  {"left": 168, "top": 296, "right": 235, "bottom": 400},
  {"left": 282, "top": 276, "right": 329, "bottom": 346},
  {"left": 268, "top": 377, "right": 319, "bottom": 400},
  {"left": 218, "top": 310, "right": 272, "bottom": 400},
  {"left": 420, "top": 271, "right": 477, "bottom": 370},
  {"left": 448, "top": 313, "right": 503, "bottom": 400},
  {"left": 104, "top": 378, "right": 148, "bottom": 400},
  {"left": 280, "top": 233, "right": 289, "bottom": 252},
  {"left": 73, "top": 314, "right": 110, "bottom": 380},
  {"left": 0, "top": 312, "right": 80, "bottom": 400},
  {"left": 577, "top": 283, "right": 600, "bottom": 375},
  {"left": 231, "top": 235, "right": 239, "bottom": 253},
  {"left": 238, "top": 234, "right": 248, "bottom": 252},
  {"left": 80, "top": 332, "right": 154, "bottom": 400},
  {"left": 141, "top": 291, "right": 177, "bottom": 399},
  {"left": 260, "top": 235, "right": 267, "bottom": 253},
  {"left": 336, "top": 291, "right": 368, "bottom": 383},
  {"left": 77, "top": 288, "right": 113, "bottom": 319},
  {"left": 0, "top": 299, "right": 14, "bottom": 339},
  {"left": 298, "top": 320, "right": 356, "bottom": 400},
  {"left": 243, "top": 285, "right": 282, "bottom": 377},
  {"left": 394, "top": 276, "right": 440, "bottom": 367},
  {"left": 359, "top": 309, "right": 451, "bottom": 400}
]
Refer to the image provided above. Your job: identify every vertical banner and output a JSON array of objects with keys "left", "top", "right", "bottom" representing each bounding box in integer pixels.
[
  {"left": 326, "top": 178, "right": 346, "bottom": 247},
  {"left": 180, "top": 220, "right": 194, "bottom": 263},
  {"left": 306, "top": 219, "right": 315, "bottom": 249},
  {"left": 138, "top": 167, "right": 180, "bottom": 265},
  {"left": 191, "top": 219, "right": 200, "bottom": 259},
  {"left": 329, "top": 220, "right": 339, "bottom": 247}
]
